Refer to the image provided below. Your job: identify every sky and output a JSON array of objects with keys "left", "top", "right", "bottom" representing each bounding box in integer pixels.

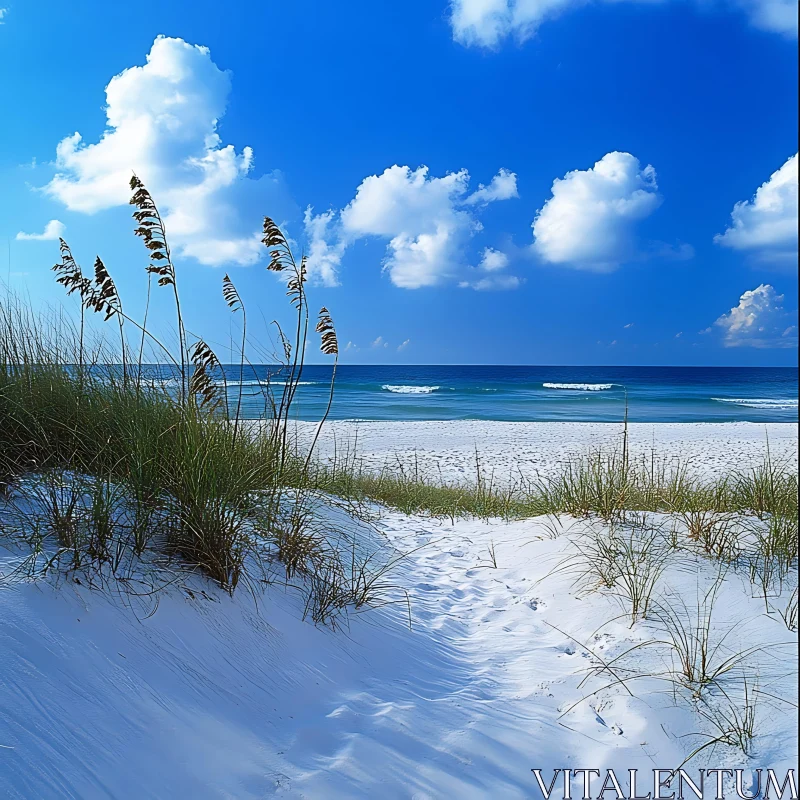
[{"left": 0, "top": 0, "right": 797, "bottom": 366}]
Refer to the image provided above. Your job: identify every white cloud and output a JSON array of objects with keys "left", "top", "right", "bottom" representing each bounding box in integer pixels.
[
  {"left": 42, "top": 36, "right": 293, "bottom": 267},
  {"left": 458, "top": 246, "right": 522, "bottom": 289},
  {"left": 479, "top": 247, "right": 510, "bottom": 271},
  {"left": 371, "top": 336, "right": 389, "bottom": 348},
  {"left": 714, "top": 153, "right": 798, "bottom": 265},
  {"left": 303, "top": 207, "right": 344, "bottom": 286},
  {"left": 464, "top": 168, "right": 519, "bottom": 205},
  {"left": 714, "top": 284, "right": 798, "bottom": 348},
  {"left": 675, "top": 331, "right": 683, "bottom": 338},
  {"left": 449, "top": 0, "right": 797, "bottom": 48},
  {"left": 16, "top": 219, "right": 66, "bottom": 241},
  {"left": 397, "top": 339, "right": 411, "bottom": 351},
  {"left": 623, "top": 322, "right": 634, "bottom": 328},
  {"left": 450, "top": 0, "right": 587, "bottom": 47},
  {"left": 305, "top": 165, "right": 517, "bottom": 289},
  {"left": 0, "top": 8, "right": 8, "bottom": 23},
  {"left": 532, "top": 152, "right": 662, "bottom": 271}
]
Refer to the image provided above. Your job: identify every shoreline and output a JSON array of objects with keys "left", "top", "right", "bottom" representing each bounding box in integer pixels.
[{"left": 289, "top": 420, "right": 799, "bottom": 483}]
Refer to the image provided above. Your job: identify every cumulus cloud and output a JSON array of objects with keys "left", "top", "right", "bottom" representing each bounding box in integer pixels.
[
  {"left": 302, "top": 207, "right": 344, "bottom": 286},
  {"left": 371, "top": 336, "right": 389, "bottom": 348},
  {"left": 450, "top": 0, "right": 584, "bottom": 47},
  {"left": 464, "top": 168, "right": 519, "bottom": 205},
  {"left": 304, "top": 165, "right": 518, "bottom": 289},
  {"left": 459, "top": 246, "right": 521, "bottom": 289},
  {"left": 397, "top": 339, "right": 411, "bottom": 351},
  {"left": 713, "top": 284, "right": 798, "bottom": 348},
  {"left": 714, "top": 153, "right": 798, "bottom": 266},
  {"left": 42, "top": 36, "right": 293, "bottom": 267},
  {"left": 479, "top": 247, "right": 510, "bottom": 271},
  {"left": 0, "top": 8, "right": 8, "bottom": 23},
  {"left": 16, "top": 220, "right": 66, "bottom": 241},
  {"left": 532, "top": 152, "right": 662, "bottom": 271},
  {"left": 449, "top": 0, "right": 797, "bottom": 48}
]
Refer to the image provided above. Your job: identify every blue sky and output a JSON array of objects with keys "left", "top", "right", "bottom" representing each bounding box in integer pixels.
[{"left": 0, "top": 0, "right": 797, "bottom": 365}]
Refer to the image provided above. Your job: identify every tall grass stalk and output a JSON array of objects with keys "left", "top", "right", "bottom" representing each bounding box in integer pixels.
[{"left": 1, "top": 177, "right": 384, "bottom": 615}]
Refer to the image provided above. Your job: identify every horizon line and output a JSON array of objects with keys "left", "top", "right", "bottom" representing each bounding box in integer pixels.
[{"left": 132, "top": 362, "right": 799, "bottom": 370}]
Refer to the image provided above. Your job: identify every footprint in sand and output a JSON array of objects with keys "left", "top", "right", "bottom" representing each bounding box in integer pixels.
[
  {"left": 592, "top": 633, "right": 613, "bottom": 650},
  {"left": 465, "top": 569, "right": 482, "bottom": 578}
]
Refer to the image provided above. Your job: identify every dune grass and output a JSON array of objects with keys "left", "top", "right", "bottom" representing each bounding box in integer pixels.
[
  {"left": 295, "top": 444, "right": 797, "bottom": 525},
  {"left": 0, "top": 177, "right": 368, "bottom": 613}
]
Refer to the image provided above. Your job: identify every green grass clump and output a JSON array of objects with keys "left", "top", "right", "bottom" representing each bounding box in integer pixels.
[
  {"left": 0, "top": 176, "right": 349, "bottom": 603},
  {"left": 294, "top": 446, "right": 797, "bottom": 526}
]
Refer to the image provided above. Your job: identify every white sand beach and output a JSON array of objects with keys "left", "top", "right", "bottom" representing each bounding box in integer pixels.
[
  {"left": 293, "top": 420, "right": 799, "bottom": 483},
  {"left": 2, "top": 498, "right": 797, "bottom": 798},
  {"left": 2, "top": 421, "right": 798, "bottom": 798}
]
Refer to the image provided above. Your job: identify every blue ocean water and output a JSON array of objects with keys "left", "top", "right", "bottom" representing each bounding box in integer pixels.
[{"left": 173, "top": 365, "right": 799, "bottom": 423}]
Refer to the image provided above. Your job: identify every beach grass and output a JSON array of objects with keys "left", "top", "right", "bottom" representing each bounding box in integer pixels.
[
  {"left": 293, "top": 444, "right": 797, "bottom": 524},
  {"left": 0, "top": 177, "right": 371, "bottom": 614}
]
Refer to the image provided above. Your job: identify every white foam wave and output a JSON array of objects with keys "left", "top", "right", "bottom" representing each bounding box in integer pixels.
[
  {"left": 543, "top": 382, "right": 614, "bottom": 392},
  {"left": 382, "top": 385, "right": 441, "bottom": 394},
  {"left": 212, "top": 380, "right": 318, "bottom": 387},
  {"left": 713, "top": 398, "right": 798, "bottom": 410},
  {"left": 144, "top": 378, "right": 318, "bottom": 389}
]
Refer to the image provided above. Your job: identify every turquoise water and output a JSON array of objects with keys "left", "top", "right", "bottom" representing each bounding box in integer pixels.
[{"left": 163, "top": 365, "right": 798, "bottom": 422}]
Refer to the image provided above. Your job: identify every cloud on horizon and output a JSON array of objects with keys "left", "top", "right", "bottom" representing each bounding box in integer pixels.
[{"left": 713, "top": 284, "right": 798, "bottom": 348}]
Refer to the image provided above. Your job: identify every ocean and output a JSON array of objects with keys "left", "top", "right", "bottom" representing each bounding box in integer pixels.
[{"left": 163, "top": 365, "right": 799, "bottom": 423}]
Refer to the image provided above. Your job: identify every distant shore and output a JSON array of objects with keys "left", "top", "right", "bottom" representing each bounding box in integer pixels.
[{"left": 290, "top": 420, "right": 799, "bottom": 484}]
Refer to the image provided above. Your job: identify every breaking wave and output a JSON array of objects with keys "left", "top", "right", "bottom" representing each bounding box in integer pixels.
[
  {"left": 542, "top": 382, "right": 615, "bottom": 392},
  {"left": 382, "top": 385, "right": 441, "bottom": 394},
  {"left": 212, "top": 380, "right": 318, "bottom": 387},
  {"left": 713, "top": 398, "right": 798, "bottom": 411}
]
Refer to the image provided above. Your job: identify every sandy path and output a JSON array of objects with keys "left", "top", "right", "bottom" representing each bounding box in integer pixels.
[{"left": 4, "top": 506, "right": 796, "bottom": 797}]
